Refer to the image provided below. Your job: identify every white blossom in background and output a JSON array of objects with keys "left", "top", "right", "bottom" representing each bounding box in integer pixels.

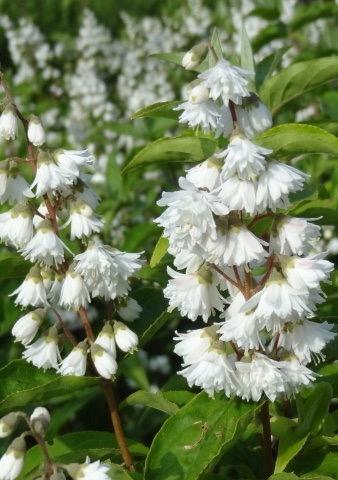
[{"left": 155, "top": 42, "right": 336, "bottom": 403}]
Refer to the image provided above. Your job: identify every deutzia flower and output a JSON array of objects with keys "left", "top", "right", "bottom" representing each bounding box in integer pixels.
[
  {"left": 23, "top": 326, "right": 61, "bottom": 370},
  {"left": 63, "top": 200, "right": 103, "bottom": 240},
  {"left": 277, "top": 320, "right": 335, "bottom": 364},
  {"left": 179, "top": 346, "right": 238, "bottom": 397},
  {"left": 0, "top": 437, "right": 26, "bottom": 480},
  {"left": 241, "top": 270, "right": 313, "bottom": 332},
  {"left": 27, "top": 115, "right": 45, "bottom": 146},
  {"left": 113, "top": 321, "right": 138, "bottom": 353},
  {"left": 279, "top": 358, "right": 316, "bottom": 394},
  {"left": 218, "top": 308, "right": 262, "bottom": 351},
  {"left": 218, "top": 135, "right": 272, "bottom": 181},
  {"left": 155, "top": 177, "right": 228, "bottom": 254},
  {"left": 198, "top": 58, "right": 253, "bottom": 105},
  {"left": 0, "top": 413, "right": 19, "bottom": 439},
  {"left": 185, "top": 157, "right": 222, "bottom": 191},
  {"left": 67, "top": 457, "right": 110, "bottom": 480},
  {"left": 94, "top": 324, "right": 116, "bottom": 357},
  {"left": 164, "top": 266, "right": 224, "bottom": 322},
  {"left": 110, "top": 249, "right": 143, "bottom": 297},
  {"left": 10, "top": 266, "right": 48, "bottom": 307},
  {"left": 0, "top": 203, "right": 34, "bottom": 248},
  {"left": 0, "top": 160, "right": 8, "bottom": 198},
  {"left": 174, "top": 325, "right": 218, "bottom": 364},
  {"left": 205, "top": 225, "right": 268, "bottom": 266},
  {"left": 48, "top": 273, "right": 64, "bottom": 304},
  {"left": 31, "top": 151, "right": 69, "bottom": 197},
  {"left": 280, "top": 254, "right": 333, "bottom": 291},
  {"left": 55, "top": 149, "right": 93, "bottom": 182},
  {"left": 218, "top": 175, "right": 257, "bottom": 215},
  {"left": 0, "top": 161, "right": 33, "bottom": 205},
  {"left": 59, "top": 270, "right": 91, "bottom": 310},
  {"left": 236, "top": 354, "right": 286, "bottom": 402},
  {"left": 91, "top": 344, "right": 117, "bottom": 379},
  {"left": 11, "top": 308, "right": 44, "bottom": 345},
  {"left": 0, "top": 106, "right": 18, "bottom": 141},
  {"left": 256, "top": 162, "right": 308, "bottom": 212},
  {"left": 235, "top": 98, "right": 272, "bottom": 137},
  {"left": 21, "top": 220, "right": 66, "bottom": 266},
  {"left": 118, "top": 298, "right": 142, "bottom": 322},
  {"left": 269, "top": 216, "right": 321, "bottom": 256},
  {"left": 58, "top": 341, "right": 88, "bottom": 376}
]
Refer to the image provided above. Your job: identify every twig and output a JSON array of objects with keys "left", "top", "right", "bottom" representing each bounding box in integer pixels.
[
  {"left": 51, "top": 307, "right": 77, "bottom": 346},
  {"left": 260, "top": 401, "right": 274, "bottom": 478}
]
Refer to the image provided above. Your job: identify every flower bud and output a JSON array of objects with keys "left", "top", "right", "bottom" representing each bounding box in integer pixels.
[
  {"left": 0, "top": 437, "right": 26, "bottom": 480},
  {"left": 113, "top": 321, "right": 138, "bottom": 353},
  {"left": 0, "top": 106, "right": 18, "bottom": 141},
  {"left": 91, "top": 344, "right": 117, "bottom": 380},
  {"left": 12, "top": 308, "right": 44, "bottom": 345},
  {"left": 0, "top": 412, "right": 19, "bottom": 438},
  {"left": 188, "top": 84, "right": 210, "bottom": 104},
  {"left": 182, "top": 42, "right": 208, "bottom": 70},
  {"left": 27, "top": 115, "right": 45, "bottom": 146},
  {"left": 95, "top": 323, "right": 116, "bottom": 357},
  {"left": 30, "top": 407, "right": 50, "bottom": 436}
]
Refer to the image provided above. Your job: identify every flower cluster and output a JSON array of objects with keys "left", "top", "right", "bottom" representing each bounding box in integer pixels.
[
  {"left": 0, "top": 77, "right": 142, "bottom": 383},
  {"left": 155, "top": 45, "right": 335, "bottom": 402},
  {"left": 0, "top": 406, "right": 110, "bottom": 480}
]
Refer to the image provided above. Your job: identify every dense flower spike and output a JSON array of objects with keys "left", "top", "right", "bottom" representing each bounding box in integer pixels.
[{"left": 155, "top": 44, "right": 336, "bottom": 402}]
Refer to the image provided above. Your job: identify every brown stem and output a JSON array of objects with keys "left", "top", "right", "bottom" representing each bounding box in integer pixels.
[
  {"left": 210, "top": 263, "right": 242, "bottom": 291},
  {"left": 252, "top": 256, "right": 275, "bottom": 294},
  {"left": 260, "top": 401, "right": 274, "bottom": 478},
  {"left": 229, "top": 100, "right": 237, "bottom": 124},
  {"left": 51, "top": 308, "right": 77, "bottom": 346},
  {"left": 78, "top": 306, "right": 135, "bottom": 471}
]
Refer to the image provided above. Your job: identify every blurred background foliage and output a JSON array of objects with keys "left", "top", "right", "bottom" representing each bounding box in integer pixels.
[{"left": 0, "top": 1, "right": 338, "bottom": 477}]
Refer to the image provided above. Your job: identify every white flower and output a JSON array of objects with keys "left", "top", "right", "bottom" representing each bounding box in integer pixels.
[
  {"left": 0, "top": 160, "right": 8, "bottom": 198},
  {"left": 0, "top": 106, "right": 18, "bottom": 141},
  {"left": 205, "top": 225, "right": 268, "bottom": 266},
  {"left": 48, "top": 273, "right": 64, "bottom": 304},
  {"left": 0, "top": 413, "right": 19, "bottom": 439},
  {"left": 256, "top": 162, "right": 308, "bottom": 213},
  {"left": 33, "top": 202, "right": 50, "bottom": 228},
  {"left": 0, "top": 161, "right": 33, "bottom": 205},
  {"left": 241, "top": 270, "right": 313, "bottom": 332},
  {"left": 236, "top": 353, "right": 286, "bottom": 402},
  {"left": 156, "top": 177, "right": 228, "bottom": 254},
  {"left": 31, "top": 151, "right": 69, "bottom": 197},
  {"left": 185, "top": 157, "right": 221, "bottom": 191},
  {"left": 109, "top": 249, "right": 143, "bottom": 297},
  {"left": 55, "top": 149, "right": 93, "bottom": 182},
  {"left": 0, "top": 437, "right": 25, "bottom": 480},
  {"left": 279, "top": 358, "right": 316, "bottom": 394},
  {"left": 27, "top": 116, "right": 45, "bottom": 146},
  {"left": 188, "top": 83, "right": 210, "bottom": 103},
  {"left": 12, "top": 308, "right": 44, "bottom": 345},
  {"left": 95, "top": 324, "right": 116, "bottom": 357},
  {"left": 172, "top": 249, "right": 204, "bottom": 274},
  {"left": 21, "top": 220, "right": 66, "bottom": 266},
  {"left": 0, "top": 203, "right": 33, "bottom": 248},
  {"left": 219, "top": 175, "right": 257, "bottom": 215},
  {"left": 23, "top": 327, "right": 61, "bottom": 370},
  {"left": 114, "top": 321, "right": 138, "bottom": 353},
  {"left": 58, "top": 341, "right": 88, "bottom": 376},
  {"left": 198, "top": 58, "right": 253, "bottom": 105},
  {"left": 175, "top": 99, "right": 232, "bottom": 136},
  {"left": 269, "top": 216, "right": 321, "bottom": 256},
  {"left": 280, "top": 254, "right": 334, "bottom": 291},
  {"left": 59, "top": 270, "right": 91, "bottom": 310},
  {"left": 63, "top": 200, "right": 103, "bottom": 240},
  {"left": 218, "top": 136, "right": 271, "bottom": 181},
  {"left": 68, "top": 457, "right": 110, "bottom": 480},
  {"left": 118, "top": 298, "right": 142, "bottom": 322},
  {"left": 174, "top": 325, "right": 218, "bottom": 364},
  {"left": 179, "top": 347, "right": 238, "bottom": 397},
  {"left": 74, "top": 180, "right": 99, "bottom": 210},
  {"left": 181, "top": 43, "right": 207, "bottom": 70},
  {"left": 277, "top": 320, "right": 335, "bottom": 364},
  {"left": 91, "top": 344, "right": 117, "bottom": 379},
  {"left": 164, "top": 266, "right": 224, "bottom": 322},
  {"left": 10, "top": 267, "right": 48, "bottom": 308},
  {"left": 218, "top": 309, "right": 262, "bottom": 352},
  {"left": 235, "top": 99, "right": 272, "bottom": 137}
]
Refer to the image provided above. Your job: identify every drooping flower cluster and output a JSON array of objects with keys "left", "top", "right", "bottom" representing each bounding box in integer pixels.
[
  {"left": 0, "top": 406, "right": 110, "bottom": 480},
  {"left": 0, "top": 76, "right": 142, "bottom": 383},
  {"left": 155, "top": 45, "right": 335, "bottom": 402}
]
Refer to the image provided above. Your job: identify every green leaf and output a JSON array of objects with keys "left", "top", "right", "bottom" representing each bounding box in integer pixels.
[
  {"left": 297, "top": 383, "right": 332, "bottom": 437},
  {"left": 319, "top": 364, "right": 338, "bottom": 396},
  {"left": 268, "top": 474, "right": 299, "bottom": 479},
  {"left": 273, "top": 417, "right": 309, "bottom": 474},
  {"left": 122, "top": 136, "right": 216, "bottom": 174},
  {"left": 260, "top": 56, "right": 338, "bottom": 114},
  {"left": 257, "top": 124, "right": 338, "bottom": 157},
  {"left": 151, "top": 51, "right": 186, "bottom": 67},
  {"left": 240, "top": 23, "right": 255, "bottom": 80},
  {"left": 108, "top": 464, "right": 134, "bottom": 480},
  {"left": 119, "top": 353, "right": 150, "bottom": 391},
  {"left": 20, "top": 431, "right": 147, "bottom": 479},
  {"left": 0, "top": 360, "right": 98, "bottom": 415},
  {"left": 150, "top": 236, "right": 169, "bottom": 268},
  {"left": 0, "top": 252, "right": 29, "bottom": 280},
  {"left": 122, "top": 390, "right": 179, "bottom": 416},
  {"left": 131, "top": 101, "right": 180, "bottom": 120},
  {"left": 144, "top": 392, "right": 260, "bottom": 480}
]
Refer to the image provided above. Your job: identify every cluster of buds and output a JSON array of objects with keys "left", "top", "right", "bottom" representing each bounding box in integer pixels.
[
  {"left": 0, "top": 74, "right": 142, "bottom": 384},
  {"left": 154, "top": 42, "right": 335, "bottom": 401},
  {"left": 0, "top": 407, "right": 110, "bottom": 480}
]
